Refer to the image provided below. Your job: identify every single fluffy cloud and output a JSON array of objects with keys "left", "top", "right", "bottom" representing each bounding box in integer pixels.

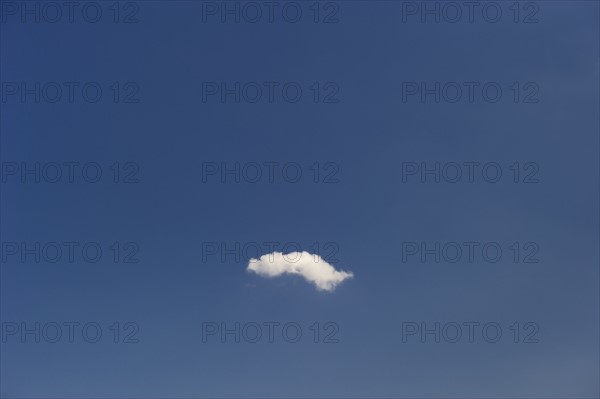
[{"left": 247, "top": 251, "right": 353, "bottom": 292}]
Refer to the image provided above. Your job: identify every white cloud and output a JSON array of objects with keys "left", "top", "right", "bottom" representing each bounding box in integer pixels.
[{"left": 247, "top": 251, "right": 353, "bottom": 292}]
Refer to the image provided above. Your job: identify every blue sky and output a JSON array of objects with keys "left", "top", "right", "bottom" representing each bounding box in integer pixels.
[{"left": 1, "top": 1, "right": 599, "bottom": 398}]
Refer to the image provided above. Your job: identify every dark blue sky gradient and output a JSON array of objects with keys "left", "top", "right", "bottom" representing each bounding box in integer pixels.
[{"left": 1, "top": 1, "right": 599, "bottom": 397}]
